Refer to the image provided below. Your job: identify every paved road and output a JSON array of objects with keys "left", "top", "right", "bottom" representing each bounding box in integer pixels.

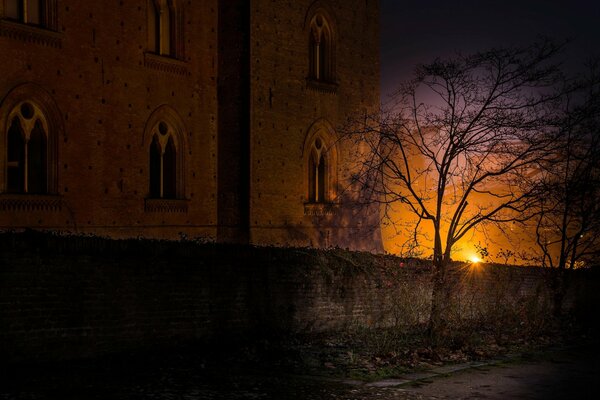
[{"left": 1, "top": 343, "right": 598, "bottom": 399}]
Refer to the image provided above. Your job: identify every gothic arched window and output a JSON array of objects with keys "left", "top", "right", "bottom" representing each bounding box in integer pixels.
[
  {"left": 5, "top": 102, "right": 48, "bottom": 194},
  {"left": 1, "top": 84, "right": 60, "bottom": 196},
  {"left": 308, "top": 13, "right": 335, "bottom": 83},
  {"left": 308, "top": 137, "right": 327, "bottom": 203},
  {"left": 147, "top": 0, "right": 182, "bottom": 58},
  {"left": 147, "top": 120, "right": 183, "bottom": 199},
  {"left": 304, "top": 121, "right": 338, "bottom": 205}
]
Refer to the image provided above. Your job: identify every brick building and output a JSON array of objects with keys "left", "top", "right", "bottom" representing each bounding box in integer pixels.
[{"left": 0, "top": 0, "right": 382, "bottom": 251}]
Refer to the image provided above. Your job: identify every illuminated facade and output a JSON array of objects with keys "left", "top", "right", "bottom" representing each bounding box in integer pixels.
[{"left": 0, "top": 0, "right": 381, "bottom": 251}]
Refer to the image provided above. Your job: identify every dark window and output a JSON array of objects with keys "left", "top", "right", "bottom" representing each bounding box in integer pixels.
[
  {"left": 309, "top": 32, "right": 318, "bottom": 79},
  {"left": 5, "top": 0, "right": 24, "bottom": 21},
  {"left": 149, "top": 135, "right": 161, "bottom": 198},
  {"left": 7, "top": 118, "right": 25, "bottom": 193},
  {"left": 317, "top": 153, "right": 326, "bottom": 202},
  {"left": 148, "top": 123, "right": 179, "bottom": 199},
  {"left": 27, "top": 120, "right": 47, "bottom": 194},
  {"left": 148, "top": 0, "right": 179, "bottom": 58},
  {"left": 148, "top": 0, "right": 160, "bottom": 53},
  {"left": 5, "top": 103, "right": 49, "bottom": 194},
  {"left": 308, "top": 15, "right": 334, "bottom": 83},
  {"left": 163, "top": 136, "right": 176, "bottom": 199},
  {"left": 308, "top": 137, "right": 327, "bottom": 203},
  {"left": 308, "top": 151, "right": 317, "bottom": 202},
  {"left": 5, "top": 0, "right": 46, "bottom": 27}
]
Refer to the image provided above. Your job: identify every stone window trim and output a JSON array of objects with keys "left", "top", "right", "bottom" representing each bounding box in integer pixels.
[
  {"left": 144, "top": 198, "right": 188, "bottom": 213},
  {"left": 0, "top": 18, "right": 62, "bottom": 48},
  {"left": 303, "top": 202, "right": 339, "bottom": 216},
  {"left": 143, "top": 52, "right": 189, "bottom": 76},
  {"left": 302, "top": 118, "right": 338, "bottom": 205},
  {"left": 0, "top": 83, "right": 63, "bottom": 195},
  {"left": 142, "top": 105, "right": 187, "bottom": 202},
  {"left": 306, "top": 78, "right": 338, "bottom": 94},
  {"left": 0, "top": 193, "right": 61, "bottom": 212}
]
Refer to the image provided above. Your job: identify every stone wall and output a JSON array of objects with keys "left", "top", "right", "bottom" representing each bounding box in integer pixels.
[{"left": 1, "top": 231, "right": 596, "bottom": 363}]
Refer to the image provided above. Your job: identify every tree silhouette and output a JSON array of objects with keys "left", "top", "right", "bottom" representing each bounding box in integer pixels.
[
  {"left": 343, "top": 40, "right": 568, "bottom": 340},
  {"left": 529, "top": 61, "right": 600, "bottom": 316}
]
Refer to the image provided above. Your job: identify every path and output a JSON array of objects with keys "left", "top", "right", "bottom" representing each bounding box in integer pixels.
[
  {"left": 400, "top": 342, "right": 599, "bottom": 399},
  {"left": 1, "top": 343, "right": 598, "bottom": 399}
]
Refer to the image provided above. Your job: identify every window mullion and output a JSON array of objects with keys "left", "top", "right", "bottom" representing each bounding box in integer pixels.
[{"left": 23, "top": 0, "right": 29, "bottom": 23}]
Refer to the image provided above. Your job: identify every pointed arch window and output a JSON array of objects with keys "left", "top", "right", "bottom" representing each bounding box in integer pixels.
[
  {"left": 148, "top": 121, "right": 180, "bottom": 199},
  {"left": 308, "top": 13, "right": 335, "bottom": 83},
  {"left": 147, "top": 0, "right": 182, "bottom": 59},
  {"left": 5, "top": 102, "right": 49, "bottom": 194},
  {"left": 308, "top": 137, "right": 328, "bottom": 203},
  {"left": 304, "top": 121, "right": 338, "bottom": 211},
  {"left": 305, "top": 133, "right": 339, "bottom": 207}
]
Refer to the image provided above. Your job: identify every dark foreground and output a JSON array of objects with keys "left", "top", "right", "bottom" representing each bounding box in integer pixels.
[{"left": 1, "top": 342, "right": 598, "bottom": 400}]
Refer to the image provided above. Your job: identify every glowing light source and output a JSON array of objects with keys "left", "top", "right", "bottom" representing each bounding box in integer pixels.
[{"left": 469, "top": 256, "right": 481, "bottom": 264}]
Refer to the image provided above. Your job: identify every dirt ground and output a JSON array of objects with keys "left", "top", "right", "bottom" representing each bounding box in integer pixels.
[{"left": 1, "top": 342, "right": 598, "bottom": 399}]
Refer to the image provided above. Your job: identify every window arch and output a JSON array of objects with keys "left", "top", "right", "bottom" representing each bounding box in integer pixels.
[
  {"left": 306, "top": 8, "right": 336, "bottom": 84},
  {"left": 303, "top": 120, "right": 338, "bottom": 204},
  {"left": 0, "top": 83, "right": 61, "bottom": 194},
  {"left": 143, "top": 106, "right": 186, "bottom": 200},
  {"left": 147, "top": 0, "right": 183, "bottom": 59}
]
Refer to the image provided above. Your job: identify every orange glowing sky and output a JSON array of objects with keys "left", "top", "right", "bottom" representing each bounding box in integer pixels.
[{"left": 378, "top": 0, "right": 599, "bottom": 263}]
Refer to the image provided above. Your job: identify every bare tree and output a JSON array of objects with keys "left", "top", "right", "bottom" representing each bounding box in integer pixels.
[
  {"left": 342, "top": 41, "right": 567, "bottom": 340},
  {"left": 529, "top": 63, "right": 600, "bottom": 316}
]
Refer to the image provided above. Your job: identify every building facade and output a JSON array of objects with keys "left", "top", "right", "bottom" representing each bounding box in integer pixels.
[{"left": 0, "top": 0, "right": 382, "bottom": 252}]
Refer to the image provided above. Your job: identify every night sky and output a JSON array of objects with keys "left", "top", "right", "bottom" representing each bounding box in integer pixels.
[{"left": 380, "top": 0, "right": 600, "bottom": 98}]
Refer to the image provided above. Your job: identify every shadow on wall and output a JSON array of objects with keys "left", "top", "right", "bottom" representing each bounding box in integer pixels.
[{"left": 297, "top": 181, "right": 383, "bottom": 252}]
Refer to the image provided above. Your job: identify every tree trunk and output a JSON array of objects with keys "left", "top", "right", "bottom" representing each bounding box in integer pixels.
[
  {"left": 428, "top": 259, "right": 452, "bottom": 344},
  {"left": 551, "top": 269, "right": 569, "bottom": 318}
]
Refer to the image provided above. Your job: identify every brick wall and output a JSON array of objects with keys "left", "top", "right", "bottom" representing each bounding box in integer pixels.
[
  {"left": 0, "top": 0, "right": 383, "bottom": 251},
  {"left": 0, "top": 0, "right": 219, "bottom": 239},
  {"left": 1, "top": 231, "right": 596, "bottom": 362},
  {"left": 247, "top": 0, "right": 382, "bottom": 251}
]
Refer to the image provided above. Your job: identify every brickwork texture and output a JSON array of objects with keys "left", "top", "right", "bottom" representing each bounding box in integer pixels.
[{"left": 1, "top": 231, "right": 597, "bottom": 363}]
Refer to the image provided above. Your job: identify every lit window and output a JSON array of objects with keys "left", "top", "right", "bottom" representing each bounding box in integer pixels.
[{"left": 5, "top": 102, "right": 48, "bottom": 194}]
